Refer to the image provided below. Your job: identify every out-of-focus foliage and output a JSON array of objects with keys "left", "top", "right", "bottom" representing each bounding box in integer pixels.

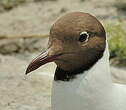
[
  {"left": 105, "top": 23, "right": 126, "bottom": 66},
  {"left": 114, "top": 1, "right": 126, "bottom": 12},
  {"left": 0, "top": 0, "right": 26, "bottom": 10},
  {"left": 0, "top": 0, "right": 57, "bottom": 11}
]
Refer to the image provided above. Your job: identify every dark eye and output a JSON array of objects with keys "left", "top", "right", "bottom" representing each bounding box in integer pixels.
[{"left": 79, "top": 32, "right": 89, "bottom": 42}]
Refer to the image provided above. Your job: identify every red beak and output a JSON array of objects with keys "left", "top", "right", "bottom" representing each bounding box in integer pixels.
[{"left": 25, "top": 49, "right": 61, "bottom": 75}]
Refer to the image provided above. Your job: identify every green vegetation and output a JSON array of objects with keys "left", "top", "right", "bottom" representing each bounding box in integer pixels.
[{"left": 105, "top": 23, "right": 126, "bottom": 66}]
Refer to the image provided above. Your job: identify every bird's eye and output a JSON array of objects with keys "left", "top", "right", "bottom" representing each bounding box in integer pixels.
[{"left": 79, "top": 32, "right": 89, "bottom": 42}]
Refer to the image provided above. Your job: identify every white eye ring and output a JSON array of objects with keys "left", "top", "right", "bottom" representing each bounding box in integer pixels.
[{"left": 79, "top": 31, "right": 89, "bottom": 42}]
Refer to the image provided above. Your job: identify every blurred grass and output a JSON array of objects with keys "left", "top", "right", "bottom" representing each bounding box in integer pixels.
[
  {"left": 0, "top": 0, "right": 26, "bottom": 10},
  {"left": 105, "top": 23, "right": 126, "bottom": 66},
  {"left": 114, "top": 1, "right": 126, "bottom": 12},
  {"left": 0, "top": 0, "right": 57, "bottom": 11}
]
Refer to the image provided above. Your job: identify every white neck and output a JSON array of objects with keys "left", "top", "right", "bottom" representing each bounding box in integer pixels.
[
  {"left": 80, "top": 42, "right": 112, "bottom": 89},
  {"left": 52, "top": 42, "right": 119, "bottom": 110}
]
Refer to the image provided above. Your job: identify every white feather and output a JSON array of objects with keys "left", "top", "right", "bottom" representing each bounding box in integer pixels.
[{"left": 51, "top": 41, "right": 126, "bottom": 110}]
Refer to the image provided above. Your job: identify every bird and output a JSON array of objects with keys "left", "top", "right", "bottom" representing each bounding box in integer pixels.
[{"left": 25, "top": 12, "right": 126, "bottom": 110}]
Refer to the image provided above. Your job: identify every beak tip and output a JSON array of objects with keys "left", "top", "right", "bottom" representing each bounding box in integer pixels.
[
  {"left": 25, "top": 71, "right": 28, "bottom": 75},
  {"left": 25, "top": 67, "right": 31, "bottom": 75},
  {"left": 25, "top": 70, "right": 29, "bottom": 75}
]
